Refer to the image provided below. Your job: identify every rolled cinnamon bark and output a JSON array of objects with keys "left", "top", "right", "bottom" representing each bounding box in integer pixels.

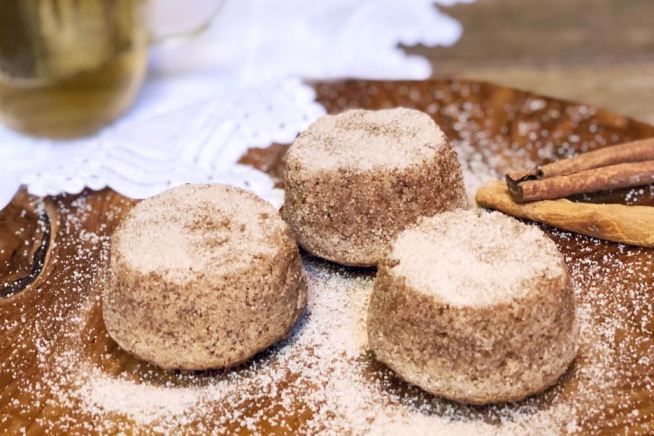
[
  {"left": 507, "top": 138, "right": 654, "bottom": 182},
  {"left": 507, "top": 160, "right": 654, "bottom": 203},
  {"left": 476, "top": 180, "right": 654, "bottom": 248}
]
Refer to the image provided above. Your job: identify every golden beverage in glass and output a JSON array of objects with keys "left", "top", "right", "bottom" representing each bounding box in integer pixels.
[{"left": 0, "top": 0, "right": 148, "bottom": 138}]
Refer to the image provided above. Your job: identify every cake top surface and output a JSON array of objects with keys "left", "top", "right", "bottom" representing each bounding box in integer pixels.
[
  {"left": 112, "top": 184, "right": 286, "bottom": 282},
  {"left": 388, "top": 209, "right": 567, "bottom": 306},
  {"left": 286, "top": 108, "right": 448, "bottom": 171}
]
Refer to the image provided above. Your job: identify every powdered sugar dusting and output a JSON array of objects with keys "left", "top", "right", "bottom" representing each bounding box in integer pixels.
[
  {"left": 288, "top": 108, "right": 447, "bottom": 171},
  {"left": 34, "top": 254, "right": 580, "bottom": 434},
  {"left": 78, "top": 367, "right": 201, "bottom": 424},
  {"left": 4, "top": 80, "right": 654, "bottom": 433},
  {"left": 390, "top": 209, "right": 566, "bottom": 306},
  {"left": 6, "top": 180, "right": 652, "bottom": 435}
]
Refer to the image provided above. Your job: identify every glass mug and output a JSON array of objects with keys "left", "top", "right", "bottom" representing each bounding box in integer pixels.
[{"left": 0, "top": 0, "right": 219, "bottom": 139}]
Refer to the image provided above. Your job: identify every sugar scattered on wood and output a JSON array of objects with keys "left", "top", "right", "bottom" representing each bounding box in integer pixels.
[{"left": 5, "top": 82, "right": 654, "bottom": 433}]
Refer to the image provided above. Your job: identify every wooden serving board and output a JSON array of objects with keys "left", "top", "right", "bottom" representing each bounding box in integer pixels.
[{"left": 1, "top": 79, "right": 653, "bottom": 434}]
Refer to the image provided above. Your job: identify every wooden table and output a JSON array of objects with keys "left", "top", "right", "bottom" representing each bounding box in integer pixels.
[{"left": 411, "top": 0, "right": 654, "bottom": 124}]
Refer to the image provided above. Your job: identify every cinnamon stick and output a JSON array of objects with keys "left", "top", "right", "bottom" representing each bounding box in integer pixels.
[
  {"left": 476, "top": 180, "right": 654, "bottom": 248},
  {"left": 507, "top": 137, "right": 654, "bottom": 182},
  {"left": 507, "top": 160, "right": 654, "bottom": 202}
]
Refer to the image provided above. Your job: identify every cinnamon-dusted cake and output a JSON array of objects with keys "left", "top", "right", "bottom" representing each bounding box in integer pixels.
[
  {"left": 282, "top": 108, "right": 467, "bottom": 267},
  {"left": 102, "top": 184, "right": 307, "bottom": 370},
  {"left": 367, "top": 209, "right": 578, "bottom": 404}
]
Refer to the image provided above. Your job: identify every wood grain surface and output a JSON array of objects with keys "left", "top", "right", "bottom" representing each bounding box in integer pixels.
[
  {"left": 2, "top": 79, "right": 654, "bottom": 434},
  {"left": 414, "top": 0, "right": 654, "bottom": 124}
]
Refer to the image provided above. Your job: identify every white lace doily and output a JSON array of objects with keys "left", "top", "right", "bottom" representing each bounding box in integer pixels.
[{"left": 0, "top": 0, "right": 471, "bottom": 209}]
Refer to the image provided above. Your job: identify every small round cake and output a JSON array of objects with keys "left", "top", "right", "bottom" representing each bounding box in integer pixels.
[
  {"left": 283, "top": 108, "right": 467, "bottom": 267},
  {"left": 103, "top": 184, "right": 307, "bottom": 370},
  {"left": 367, "top": 209, "right": 578, "bottom": 404}
]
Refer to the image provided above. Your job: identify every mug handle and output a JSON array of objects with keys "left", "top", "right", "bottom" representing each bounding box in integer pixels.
[{"left": 149, "top": 0, "right": 226, "bottom": 45}]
